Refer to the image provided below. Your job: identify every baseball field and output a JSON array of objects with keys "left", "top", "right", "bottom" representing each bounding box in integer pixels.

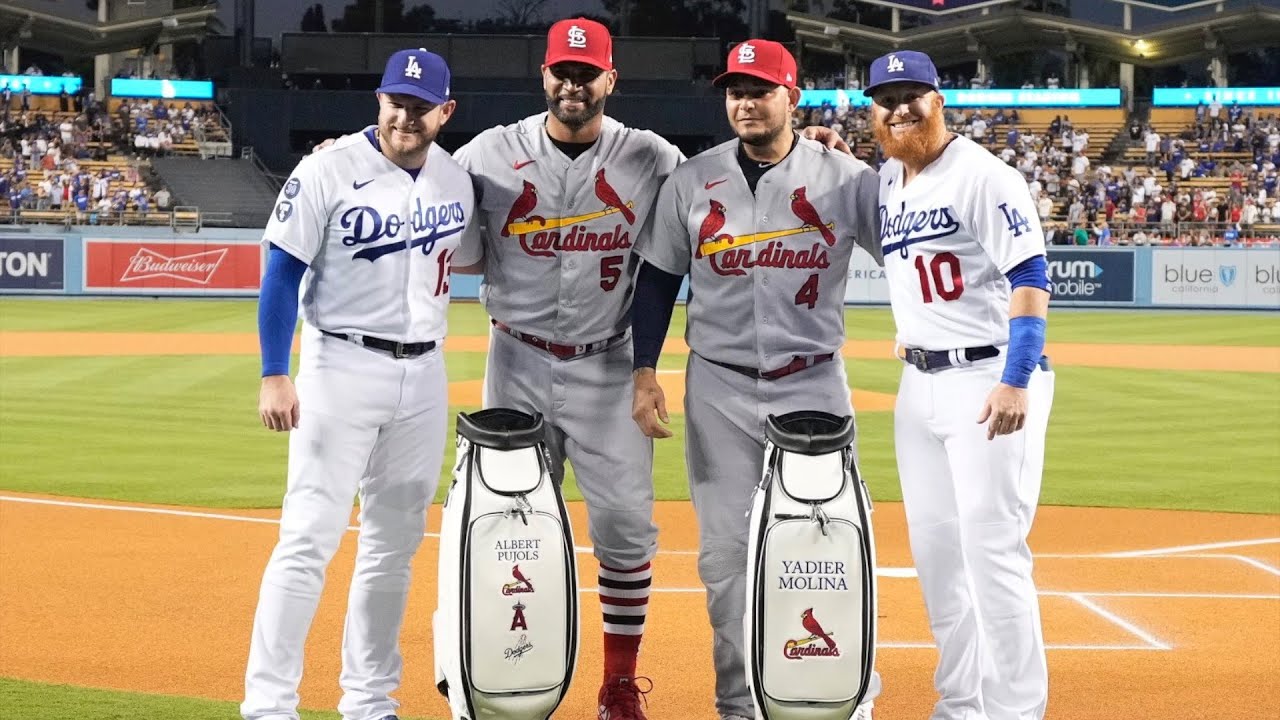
[{"left": 1, "top": 298, "right": 1277, "bottom": 720}]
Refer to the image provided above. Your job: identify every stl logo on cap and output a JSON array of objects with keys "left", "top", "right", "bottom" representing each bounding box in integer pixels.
[
  {"left": 886, "top": 54, "right": 905, "bottom": 73},
  {"left": 738, "top": 43, "right": 757, "bottom": 64},
  {"left": 567, "top": 24, "right": 588, "bottom": 48}
]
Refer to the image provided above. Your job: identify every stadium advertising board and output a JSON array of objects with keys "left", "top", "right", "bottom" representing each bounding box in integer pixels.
[
  {"left": 843, "top": 249, "right": 891, "bottom": 303},
  {"left": 83, "top": 239, "right": 260, "bottom": 295},
  {"left": 0, "top": 74, "right": 82, "bottom": 95},
  {"left": 0, "top": 236, "right": 64, "bottom": 291},
  {"left": 1153, "top": 87, "right": 1280, "bottom": 106},
  {"left": 799, "top": 88, "right": 1121, "bottom": 108},
  {"left": 1151, "top": 247, "right": 1280, "bottom": 308},
  {"left": 109, "top": 78, "right": 215, "bottom": 100},
  {"left": 1046, "top": 249, "right": 1135, "bottom": 303}
]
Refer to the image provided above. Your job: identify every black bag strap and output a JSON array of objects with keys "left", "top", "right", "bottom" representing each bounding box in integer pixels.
[
  {"left": 457, "top": 408, "right": 545, "bottom": 450},
  {"left": 765, "top": 411, "right": 855, "bottom": 455}
]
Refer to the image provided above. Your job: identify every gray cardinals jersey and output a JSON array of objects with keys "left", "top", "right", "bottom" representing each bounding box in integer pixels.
[
  {"left": 454, "top": 113, "right": 684, "bottom": 342},
  {"left": 636, "top": 135, "right": 881, "bottom": 369}
]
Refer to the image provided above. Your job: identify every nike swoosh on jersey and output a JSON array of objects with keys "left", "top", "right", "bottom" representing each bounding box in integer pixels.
[
  {"left": 353, "top": 179, "right": 375, "bottom": 189},
  {"left": 513, "top": 160, "right": 536, "bottom": 170},
  {"left": 704, "top": 179, "right": 727, "bottom": 190}
]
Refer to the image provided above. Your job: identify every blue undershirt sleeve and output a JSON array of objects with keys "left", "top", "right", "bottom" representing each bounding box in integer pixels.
[
  {"left": 258, "top": 244, "right": 308, "bottom": 377},
  {"left": 631, "top": 260, "right": 685, "bottom": 370},
  {"left": 1006, "top": 254, "right": 1049, "bottom": 292}
]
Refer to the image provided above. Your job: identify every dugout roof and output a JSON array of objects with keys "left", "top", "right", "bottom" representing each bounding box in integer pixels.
[
  {"left": 0, "top": 1, "right": 219, "bottom": 58},
  {"left": 788, "top": 3, "right": 1280, "bottom": 67}
]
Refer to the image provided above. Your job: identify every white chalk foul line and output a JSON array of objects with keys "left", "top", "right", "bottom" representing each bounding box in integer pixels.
[
  {"left": 1098, "top": 537, "right": 1280, "bottom": 558},
  {"left": 1065, "top": 593, "right": 1173, "bottom": 651}
]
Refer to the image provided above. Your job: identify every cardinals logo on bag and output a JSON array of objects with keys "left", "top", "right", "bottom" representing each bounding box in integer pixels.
[
  {"left": 500, "top": 170, "right": 636, "bottom": 258},
  {"left": 694, "top": 187, "right": 835, "bottom": 277},
  {"left": 502, "top": 565, "right": 535, "bottom": 595},
  {"left": 782, "top": 608, "right": 841, "bottom": 660}
]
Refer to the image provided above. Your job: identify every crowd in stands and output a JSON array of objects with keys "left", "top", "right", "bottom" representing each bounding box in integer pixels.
[
  {"left": 0, "top": 89, "right": 221, "bottom": 224},
  {"left": 792, "top": 97, "right": 1280, "bottom": 247},
  {"left": 801, "top": 73, "right": 1067, "bottom": 92}
]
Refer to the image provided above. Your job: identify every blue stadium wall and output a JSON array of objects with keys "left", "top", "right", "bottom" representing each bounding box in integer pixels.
[
  {"left": 221, "top": 89, "right": 730, "bottom": 170},
  {"left": 2, "top": 227, "right": 1276, "bottom": 310}
]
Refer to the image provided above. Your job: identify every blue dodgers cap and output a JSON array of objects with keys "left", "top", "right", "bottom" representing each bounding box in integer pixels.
[
  {"left": 863, "top": 50, "right": 940, "bottom": 97},
  {"left": 376, "top": 48, "right": 451, "bottom": 104}
]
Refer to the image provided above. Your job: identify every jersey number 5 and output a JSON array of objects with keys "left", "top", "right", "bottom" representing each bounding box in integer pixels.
[
  {"left": 913, "top": 252, "right": 964, "bottom": 303},
  {"left": 600, "top": 255, "right": 623, "bottom": 291}
]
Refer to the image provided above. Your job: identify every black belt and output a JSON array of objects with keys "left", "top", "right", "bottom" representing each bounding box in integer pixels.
[
  {"left": 321, "top": 330, "right": 437, "bottom": 358},
  {"left": 493, "top": 320, "right": 628, "bottom": 361},
  {"left": 900, "top": 345, "right": 1000, "bottom": 372},
  {"left": 705, "top": 353, "right": 836, "bottom": 381}
]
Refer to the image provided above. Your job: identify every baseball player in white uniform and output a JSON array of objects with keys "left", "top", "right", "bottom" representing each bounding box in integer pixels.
[
  {"left": 865, "top": 51, "right": 1055, "bottom": 720},
  {"left": 630, "top": 40, "right": 881, "bottom": 720},
  {"left": 244, "top": 49, "right": 480, "bottom": 720},
  {"left": 450, "top": 18, "right": 683, "bottom": 720}
]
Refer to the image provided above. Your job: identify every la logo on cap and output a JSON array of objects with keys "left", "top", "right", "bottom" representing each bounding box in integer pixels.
[
  {"left": 404, "top": 55, "right": 422, "bottom": 79},
  {"left": 737, "top": 43, "right": 756, "bottom": 64},
  {"left": 567, "top": 24, "right": 587, "bottom": 49},
  {"left": 886, "top": 54, "right": 905, "bottom": 73}
]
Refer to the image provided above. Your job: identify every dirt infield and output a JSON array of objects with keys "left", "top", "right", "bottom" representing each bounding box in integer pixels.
[
  {"left": 0, "top": 493, "right": 1277, "bottom": 720},
  {"left": 3, "top": 331, "right": 1279, "bottom": 373}
]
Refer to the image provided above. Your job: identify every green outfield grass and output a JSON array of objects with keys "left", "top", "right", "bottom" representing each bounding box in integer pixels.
[
  {"left": 1, "top": 298, "right": 1278, "bottom": 719},
  {"left": 0, "top": 678, "right": 433, "bottom": 720},
  {"left": 1, "top": 299, "right": 1277, "bottom": 512}
]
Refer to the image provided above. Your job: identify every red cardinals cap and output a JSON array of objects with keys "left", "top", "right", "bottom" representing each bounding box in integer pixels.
[
  {"left": 714, "top": 40, "right": 797, "bottom": 89},
  {"left": 545, "top": 18, "right": 613, "bottom": 71}
]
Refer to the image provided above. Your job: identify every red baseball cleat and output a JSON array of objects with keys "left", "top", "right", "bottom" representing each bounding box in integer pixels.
[{"left": 597, "top": 674, "right": 652, "bottom": 720}]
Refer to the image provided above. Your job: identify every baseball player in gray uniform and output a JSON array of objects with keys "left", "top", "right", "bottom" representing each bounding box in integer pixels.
[
  {"left": 450, "top": 18, "right": 683, "bottom": 720},
  {"left": 245, "top": 49, "right": 480, "bottom": 720},
  {"left": 630, "top": 40, "right": 881, "bottom": 720}
]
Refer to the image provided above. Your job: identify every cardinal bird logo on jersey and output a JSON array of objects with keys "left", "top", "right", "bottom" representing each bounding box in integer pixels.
[
  {"left": 502, "top": 565, "right": 535, "bottom": 595},
  {"left": 790, "top": 187, "right": 837, "bottom": 246},
  {"left": 694, "top": 193, "right": 833, "bottom": 277},
  {"left": 695, "top": 199, "right": 730, "bottom": 259},
  {"left": 782, "top": 608, "right": 841, "bottom": 660},
  {"left": 500, "top": 169, "right": 637, "bottom": 258},
  {"left": 502, "top": 180, "right": 545, "bottom": 237},
  {"left": 595, "top": 168, "right": 635, "bottom": 224}
]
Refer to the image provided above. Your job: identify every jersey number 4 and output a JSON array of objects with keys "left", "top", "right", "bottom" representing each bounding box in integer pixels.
[
  {"left": 794, "top": 273, "right": 819, "bottom": 309},
  {"left": 913, "top": 252, "right": 964, "bottom": 303}
]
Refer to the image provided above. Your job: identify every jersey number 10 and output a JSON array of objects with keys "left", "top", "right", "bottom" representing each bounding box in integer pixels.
[{"left": 913, "top": 252, "right": 964, "bottom": 303}]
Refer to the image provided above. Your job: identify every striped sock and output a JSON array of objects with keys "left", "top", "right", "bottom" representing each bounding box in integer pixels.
[{"left": 598, "top": 561, "right": 651, "bottom": 679}]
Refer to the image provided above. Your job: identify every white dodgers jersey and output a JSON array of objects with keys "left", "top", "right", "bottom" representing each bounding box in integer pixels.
[
  {"left": 878, "top": 136, "right": 1046, "bottom": 350},
  {"left": 263, "top": 131, "right": 481, "bottom": 342}
]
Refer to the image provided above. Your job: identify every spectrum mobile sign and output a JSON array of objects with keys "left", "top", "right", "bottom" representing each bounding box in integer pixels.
[{"left": 1046, "top": 249, "right": 1135, "bottom": 303}]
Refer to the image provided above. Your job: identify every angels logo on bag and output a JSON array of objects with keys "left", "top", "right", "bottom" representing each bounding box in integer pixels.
[{"left": 510, "top": 601, "right": 529, "bottom": 631}]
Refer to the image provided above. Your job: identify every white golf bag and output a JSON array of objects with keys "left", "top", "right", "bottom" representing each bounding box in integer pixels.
[
  {"left": 434, "top": 408, "right": 579, "bottom": 720},
  {"left": 744, "top": 411, "right": 877, "bottom": 720}
]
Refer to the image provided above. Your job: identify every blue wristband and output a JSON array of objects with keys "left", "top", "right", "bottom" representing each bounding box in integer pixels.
[{"left": 1001, "top": 315, "right": 1046, "bottom": 388}]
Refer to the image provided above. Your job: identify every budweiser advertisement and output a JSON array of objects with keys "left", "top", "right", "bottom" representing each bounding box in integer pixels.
[{"left": 83, "top": 239, "right": 262, "bottom": 294}]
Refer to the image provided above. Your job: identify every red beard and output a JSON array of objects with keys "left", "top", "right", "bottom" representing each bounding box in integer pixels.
[{"left": 874, "top": 97, "right": 948, "bottom": 166}]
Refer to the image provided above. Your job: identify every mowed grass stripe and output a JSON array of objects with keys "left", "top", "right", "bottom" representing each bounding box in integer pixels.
[
  {"left": 3, "top": 354, "right": 1276, "bottom": 512},
  {"left": 2, "top": 300, "right": 1277, "bottom": 347},
  {"left": 0, "top": 677, "right": 440, "bottom": 720}
]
